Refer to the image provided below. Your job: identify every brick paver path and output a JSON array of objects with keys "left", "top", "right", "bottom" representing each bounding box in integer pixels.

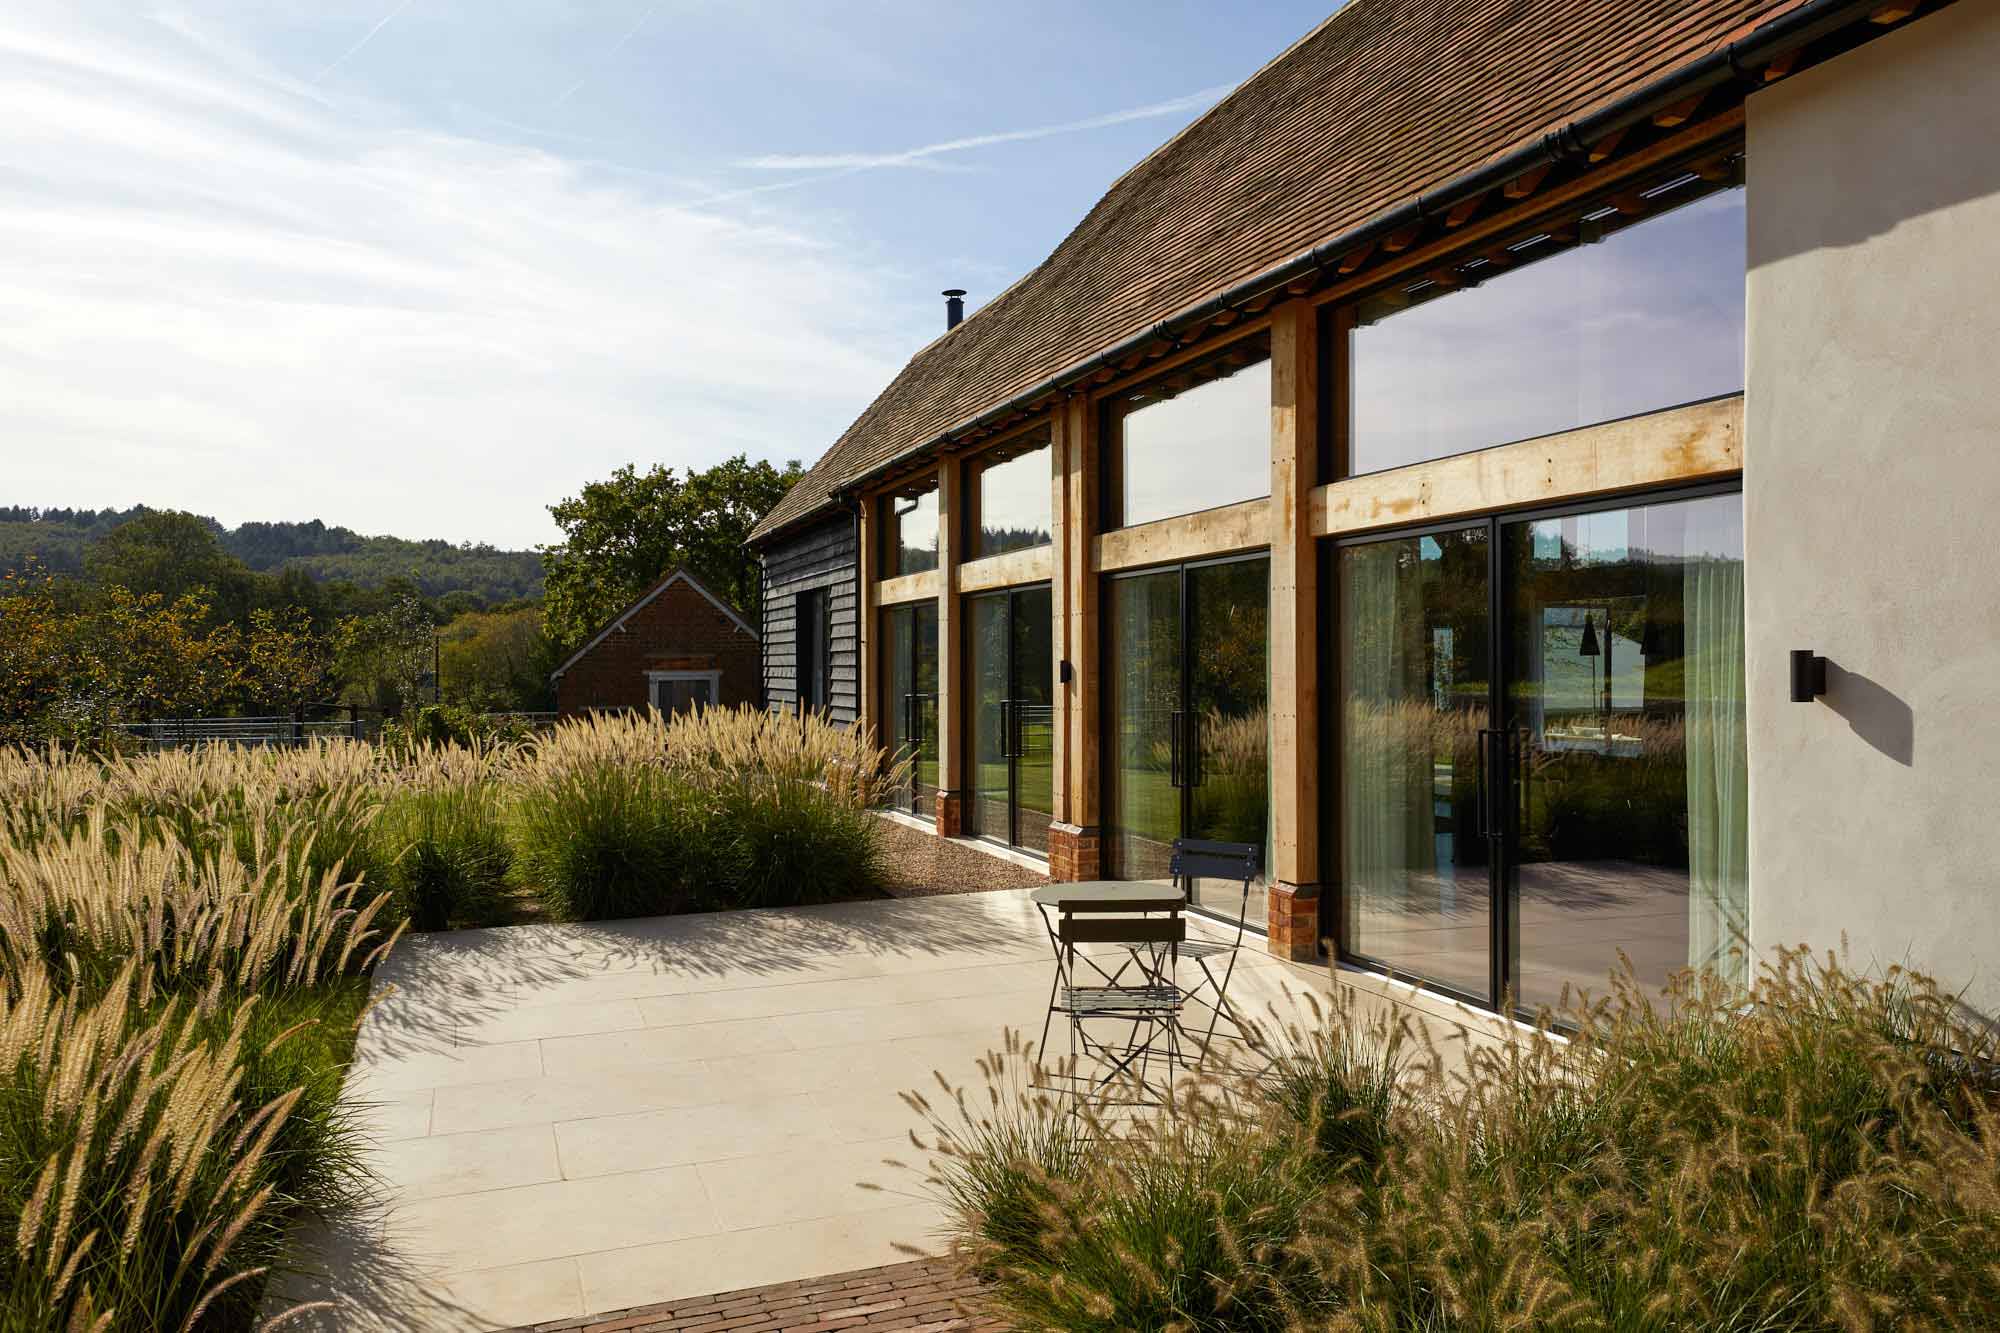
[{"left": 509, "top": 1257, "right": 1009, "bottom": 1333}]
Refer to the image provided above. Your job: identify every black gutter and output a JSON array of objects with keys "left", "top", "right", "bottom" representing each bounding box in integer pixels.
[{"left": 778, "top": 0, "right": 1897, "bottom": 519}]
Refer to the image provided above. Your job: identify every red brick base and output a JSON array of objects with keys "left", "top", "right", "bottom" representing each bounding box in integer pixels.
[
  {"left": 934, "top": 789, "right": 964, "bottom": 838},
  {"left": 1046, "top": 822, "right": 1100, "bottom": 882},
  {"left": 511, "top": 1256, "right": 1006, "bottom": 1332},
  {"left": 1268, "top": 881, "right": 1323, "bottom": 961}
]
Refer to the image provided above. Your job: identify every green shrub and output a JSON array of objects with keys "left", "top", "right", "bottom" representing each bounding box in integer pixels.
[
  {"left": 701, "top": 777, "right": 885, "bottom": 910},
  {"left": 380, "top": 703, "right": 536, "bottom": 758},
  {"left": 376, "top": 783, "right": 514, "bottom": 931},
  {"left": 514, "top": 707, "right": 900, "bottom": 920},
  {"left": 928, "top": 954, "right": 2000, "bottom": 1332},
  {"left": 514, "top": 752, "right": 684, "bottom": 920}
]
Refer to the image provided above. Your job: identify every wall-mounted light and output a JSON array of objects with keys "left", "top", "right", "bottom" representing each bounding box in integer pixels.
[
  {"left": 1059, "top": 660, "right": 1074, "bottom": 686},
  {"left": 1789, "top": 649, "right": 1827, "bottom": 703}
]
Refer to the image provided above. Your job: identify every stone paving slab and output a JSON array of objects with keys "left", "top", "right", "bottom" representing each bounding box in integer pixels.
[
  {"left": 509, "top": 1256, "right": 1008, "bottom": 1333},
  {"left": 268, "top": 886, "right": 1460, "bottom": 1329}
]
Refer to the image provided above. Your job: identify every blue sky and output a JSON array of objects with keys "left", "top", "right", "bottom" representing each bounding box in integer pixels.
[{"left": 2, "top": 1, "right": 1336, "bottom": 548}]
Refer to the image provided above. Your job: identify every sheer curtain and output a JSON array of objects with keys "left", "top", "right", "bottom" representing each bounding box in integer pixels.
[
  {"left": 1683, "top": 508, "right": 1749, "bottom": 987},
  {"left": 1342, "top": 542, "right": 1437, "bottom": 911}
]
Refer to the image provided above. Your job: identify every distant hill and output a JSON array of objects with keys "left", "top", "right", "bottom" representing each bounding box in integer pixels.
[{"left": 0, "top": 506, "right": 543, "bottom": 604}]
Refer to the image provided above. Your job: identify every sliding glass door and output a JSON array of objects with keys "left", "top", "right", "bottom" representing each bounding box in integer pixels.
[
  {"left": 882, "top": 601, "right": 938, "bottom": 816},
  {"left": 1105, "top": 555, "right": 1270, "bottom": 924},
  {"left": 1334, "top": 488, "right": 1747, "bottom": 1014},
  {"left": 1501, "top": 492, "right": 1748, "bottom": 1012},
  {"left": 966, "top": 585, "right": 1054, "bottom": 853},
  {"left": 1337, "top": 525, "right": 1493, "bottom": 1000}
]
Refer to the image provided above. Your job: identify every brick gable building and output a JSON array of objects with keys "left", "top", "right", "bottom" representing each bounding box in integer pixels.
[{"left": 549, "top": 568, "right": 760, "bottom": 717}]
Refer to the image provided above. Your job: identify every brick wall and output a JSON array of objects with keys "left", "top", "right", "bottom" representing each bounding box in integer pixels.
[{"left": 555, "top": 577, "right": 760, "bottom": 715}]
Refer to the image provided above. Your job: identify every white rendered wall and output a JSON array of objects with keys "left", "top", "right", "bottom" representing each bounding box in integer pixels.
[{"left": 1744, "top": 1, "right": 2000, "bottom": 1012}]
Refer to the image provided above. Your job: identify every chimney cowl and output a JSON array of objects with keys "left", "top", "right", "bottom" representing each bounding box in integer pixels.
[{"left": 942, "top": 288, "right": 966, "bottom": 330}]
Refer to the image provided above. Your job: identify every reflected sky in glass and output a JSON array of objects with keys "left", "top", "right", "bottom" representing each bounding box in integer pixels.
[
  {"left": 890, "top": 487, "right": 938, "bottom": 574},
  {"left": 1118, "top": 354, "right": 1271, "bottom": 527},
  {"left": 1351, "top": 186, "right": 1745, "bottom": 475},
  {"left": 973, "top": 443, "right": 1051, "bottom": 556}
]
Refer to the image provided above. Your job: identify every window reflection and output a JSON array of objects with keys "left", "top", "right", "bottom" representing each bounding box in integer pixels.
[
  {"left": 1505, "top": 493, "right": 1748, "bottom": 1011},
  {"left": 1106, "top": 333, "right": 1271, "bottom": 528},
  {"left": 1350, "top": 184, "right": 1745, "bottom": 475},
  {"left": 885, "top": 483, "right": 939, "bottom": 575},
  {"left": 970, "top": 431, "right": 1052, "bottom": 558}
]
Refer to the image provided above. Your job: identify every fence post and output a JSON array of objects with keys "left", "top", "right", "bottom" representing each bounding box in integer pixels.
[
  {"left": 290, "top": 706, "right": 304, "bottom": 747},
  {"left": 349, "top": 704, "right": 361, "bottom": 740}
]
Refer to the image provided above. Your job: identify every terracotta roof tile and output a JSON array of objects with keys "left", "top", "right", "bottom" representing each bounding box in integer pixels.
[{"left": 750, "top": 0, "right": 1809, "bottom": 543}]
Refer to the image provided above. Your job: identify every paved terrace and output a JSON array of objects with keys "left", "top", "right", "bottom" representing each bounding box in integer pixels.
[{"left": 276, "top": 887, "right": 1480, "bottom": 1330}]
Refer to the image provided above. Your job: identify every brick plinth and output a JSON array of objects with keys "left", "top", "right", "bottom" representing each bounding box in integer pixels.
[
  {"left": 935, "top": 789, "right": 964, "bottom": 837},
  {"left": 1046, "top": 822, "right": 1100, "bottom": 882},
  {"left": 511, "top": 1255, "right": 1007, "bottom": 1332},
  {"left": 1268, "top": 881, "right": 1323, "bottom": 961}
]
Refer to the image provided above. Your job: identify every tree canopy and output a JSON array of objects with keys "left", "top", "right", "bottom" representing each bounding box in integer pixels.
[{"left": 541, "top": 454, "right": 801, "bottom": 649}]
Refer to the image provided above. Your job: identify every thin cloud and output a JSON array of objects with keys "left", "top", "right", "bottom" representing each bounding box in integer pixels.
[
  {"left": 313, "top": 0, "right": 414, "bottom": 82},
  {"left": 0, "top": 4, "right": 913, "bottom": 548},
  {"left": 550, "top": 0, "right": 665, "bottom": 109},
  {"left": 737, "top": 85, "right": 1229, "bottom": 171}
]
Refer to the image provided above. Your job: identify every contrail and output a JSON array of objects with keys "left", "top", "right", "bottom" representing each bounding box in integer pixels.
[
  {"left": 314, "top": 0, "right": 415, "bottom": 82},
  {"left": 736, "top": 85, "right": 1232, "bottom": 172},
  {"left": 551, "top": 0, "right": 666, "bottom": 109}
]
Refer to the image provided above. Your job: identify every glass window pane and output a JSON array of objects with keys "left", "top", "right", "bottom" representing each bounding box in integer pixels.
[
  {"left": 1339, "top": 527, "right": 1492, "bottom": 999},
  {"left": 1109, "top": 335, "right": 1271, "bottom": 528},
  {"left": 1503, "top": 492, "right": 1747, "bottom": 1013},
  {"left": 972, "top": 441, "right": 1052, "bottom": 557},
  {"left": 887, "top": 486, "right": 939, "bottom": 575},
  {"left": 1350, "top": 185, "right": 1745, "bottom": 475}
]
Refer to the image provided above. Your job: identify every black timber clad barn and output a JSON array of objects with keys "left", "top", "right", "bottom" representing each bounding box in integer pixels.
[{"left": 755, "top": 508, "right": 858, "bottom": 725}]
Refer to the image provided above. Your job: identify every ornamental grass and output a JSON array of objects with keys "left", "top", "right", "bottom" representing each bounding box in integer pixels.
[
  {"left": 918, "top": 952, "right": 2000, "bottom": 1332},
  {"left": 0, "top": 809, "right": 397, "bottom": 1329},
  {"left": 0, "top": 708, "right": 902, "bottom": 1324}
]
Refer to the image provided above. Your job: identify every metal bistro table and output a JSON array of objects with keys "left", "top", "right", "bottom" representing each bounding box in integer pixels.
[{"left": 1031, "top": 882, "right": 1188, "bottom": 1094}]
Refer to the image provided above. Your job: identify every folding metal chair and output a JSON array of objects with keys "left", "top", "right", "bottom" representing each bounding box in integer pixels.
[
  {"left": 1170, "top": 838, "right": 1262, "bottom": 1059},
  {"left": 1047, "top": 908, "right": 1186, "bottom": 1106}
]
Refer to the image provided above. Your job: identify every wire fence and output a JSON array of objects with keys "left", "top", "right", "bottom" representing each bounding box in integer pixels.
[{"left": 114, "top": 707, "right": 560, "bottom": 751}]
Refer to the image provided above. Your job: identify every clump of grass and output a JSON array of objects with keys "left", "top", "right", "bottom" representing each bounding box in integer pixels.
[
  {"left": 513, "top": 714, "right": 685, "bottom": 921},
  {"left": 374, "top": 744, "right": 514, "bottom": 930},
  {"left": 0, "top": 964, "right": 374, "bottom": 1329},
  {"left": 513, "top": 707, "right": 903, "bottom": 920},
  {"left": 926, "top": 953, "right": 2000, "bottom": 1331}
]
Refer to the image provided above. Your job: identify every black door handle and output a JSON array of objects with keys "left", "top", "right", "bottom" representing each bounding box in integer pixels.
[
  {"left": 999, "top": 699, "right": 1013, "bottom": 759},
  {"left": 1188, "top": 711, "right": 1203, "bottom": 788},
  {"left": 1476, "top": 727, "right": 1499, "bottom": 841},
  {"left": 1169, "top": 710, "right": 1185, "bottom": 789}
]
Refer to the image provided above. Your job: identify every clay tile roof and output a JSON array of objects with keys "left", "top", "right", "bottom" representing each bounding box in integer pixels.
[{"left": 749, "top": 0, "right": 1807, "bottom": 544}]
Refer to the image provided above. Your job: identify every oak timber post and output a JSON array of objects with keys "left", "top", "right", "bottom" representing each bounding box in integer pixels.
[
  {"left": 934, "top": 462, "right": 963, "bottom": 836},
  {"left": 1049, "top": 394, "right": 1101, "bottom": 881},
  {"left": 1268, "top": 299, "right": 1322, "bottom": 959}
]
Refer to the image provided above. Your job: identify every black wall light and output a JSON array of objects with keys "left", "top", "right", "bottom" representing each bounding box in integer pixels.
[
  {"left": 1059, "top": 660, "right": 1075, "bottom": 685},
  {"left": 1790, "top": 649, "right": 1827, "bottom": 703}
]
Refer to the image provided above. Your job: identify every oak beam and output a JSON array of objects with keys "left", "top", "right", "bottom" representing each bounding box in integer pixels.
[
  {"left": 1502, "top": 163, "right": 1552, "bottom": 200},
  {"left": 1652, "top": 93, "right": 1704, "bottom": 128},
  {"left": 1048, "top": 410, "right": 1071, "bottom": 827},
  {"left": 1062, "top": 396, "right": 1101, "bottom": 840},
  {"left": 1093, "top": 495, "right": 1272, "bottom": 573},
  {"left": 1269, "top": 301, "right": 1321, "bottom": 953},
  {"left": 874, "top": 568, "right": 943, "bottom": 606},
  {"left": 934, "top": 462, "right": 961, "bottom": 833},
  {"left": 1309, "top": 395, "right": 1744, "bottom": 538},
  {"left": 957, "top": 543, "right": 1054, "bottom": 594}
]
